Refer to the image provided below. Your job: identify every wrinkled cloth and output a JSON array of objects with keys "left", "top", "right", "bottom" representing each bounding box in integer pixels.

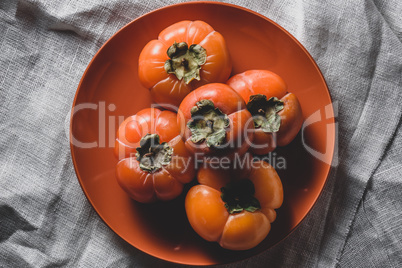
[{"left": 1, "top": 0, "right": 402, "bottom": 267}]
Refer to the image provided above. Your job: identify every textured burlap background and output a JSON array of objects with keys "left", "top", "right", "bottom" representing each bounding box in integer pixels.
[{"left": 1, "top": 0, "right": 401, "bottom": 267}]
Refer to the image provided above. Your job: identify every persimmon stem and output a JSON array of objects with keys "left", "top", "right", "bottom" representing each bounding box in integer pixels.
[
  {"left": 164, "top": 42, "right": 207, "bottom": 84},
  {"left": 247, "top": 94, "right": 284, "bottom": 133},
  {"left": 135, "top": 134, "right": 173, "bottom": 173},
  {"left": 221, "top": 179, "right": 261, "bottom": 214},
  {"left": 187, "top": 100, "right": 230, "bottom": 147}
]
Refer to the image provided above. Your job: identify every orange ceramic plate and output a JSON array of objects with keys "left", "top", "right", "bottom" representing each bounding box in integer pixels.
[{"left": 70, "top": 2, "right": 335, "bottom": 266}]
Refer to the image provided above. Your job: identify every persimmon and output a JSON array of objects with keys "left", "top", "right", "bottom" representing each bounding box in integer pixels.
[
  {"left": 185, "top": 154, "right": 283, "bottom": 250},
  {"left": 115, "top": 108, "right": 195, "bottom": 203},
  {"left": 227, "top": 70, "right": 303, "bottom": 154},
  {"left": 138, "top": 20, "right": 232, "bottom": 109},
  {"left": 177, "top": 83, "right": 254, "bottom": 159}
]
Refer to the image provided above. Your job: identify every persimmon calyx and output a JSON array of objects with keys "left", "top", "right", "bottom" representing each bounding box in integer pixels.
[
  {"left": 187, "top": 99, "right": 230, "bottom": 147},
  {"left": 247, "top": 94, "right": 284, "bottom": 133},
  {"left": 135, "top": 134, "right": 173, "bottom": 173},
  {"left": 164, "top": 42, "right": 207, "bottom": 84},
  {"left": 221, "top": 179, "right": 261, "bottom": 214}
]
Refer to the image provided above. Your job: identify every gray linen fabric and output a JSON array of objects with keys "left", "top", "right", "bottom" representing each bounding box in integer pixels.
[{"left": 1, "top": 0, "right": 401, "bottom": 267}]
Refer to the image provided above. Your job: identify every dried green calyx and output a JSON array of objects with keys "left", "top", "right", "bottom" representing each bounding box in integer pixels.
[
  {"left": 187, "top": 99, "right": 230, "bottom": 147},
  {"left": 135, "top": 134, "right": 173, "bottom": 173},
  {"left": 247, "top": 94, "right": 284, "bottom": 133},
  {"left": 221, "top": 179, "right": 261, "bottom": 214},
  {"left": 164, "top": 42, "right": 207, "bottom": 84}
]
